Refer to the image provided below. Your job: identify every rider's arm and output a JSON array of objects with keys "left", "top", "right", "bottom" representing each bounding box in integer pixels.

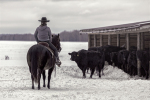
[
  {"left": 34, "top": 27, "right": 39, "bottom": 42},
  {"left": 48, "top": 27, "right": 52, "bottom": 42}
]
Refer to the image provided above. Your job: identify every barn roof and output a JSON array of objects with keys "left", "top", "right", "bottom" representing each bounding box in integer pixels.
[{"left": 80, "top": 20, "right": 150, "bottom": 34}]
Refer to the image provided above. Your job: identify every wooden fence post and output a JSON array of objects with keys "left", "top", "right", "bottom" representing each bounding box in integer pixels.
[
  {"left": 141, "top": 33, "right": 144, "bottom": 50},
  {"left": 117, "top": 34, "right": 120, "bottom": 47},
  {"left": 108, "top": 34, "right": 111, "bottom": 45},
  {"left": 149, "top": 42, "right": 150, "bottom": 79},
  {"left": 126, "top": 33, "right": 130, "bottom": 50},
  {"left": 94, "top": 34, "right": 96, "bottom": 47},
  {"left": 137, "top": 33, "right": 141, "bottom": 77},
  {"left": 88, "top": 34, "right": 90, "bottom": 49},
  {"left": 100, "top": 34, "right": 103, "bottom": 47}
]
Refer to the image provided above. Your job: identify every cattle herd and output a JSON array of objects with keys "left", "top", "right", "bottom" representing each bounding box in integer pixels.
[{"left": 68, "top": 45, "right": 150, "bottom": 79}]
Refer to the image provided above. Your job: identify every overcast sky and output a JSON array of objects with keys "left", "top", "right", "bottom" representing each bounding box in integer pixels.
[{"left": 0, "top": 0, "right": 150, "bottom": 34}]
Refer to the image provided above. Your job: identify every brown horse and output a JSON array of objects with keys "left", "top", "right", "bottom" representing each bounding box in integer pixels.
[{"left": 27, "top": 34, "right": 61, "bottom": 90}]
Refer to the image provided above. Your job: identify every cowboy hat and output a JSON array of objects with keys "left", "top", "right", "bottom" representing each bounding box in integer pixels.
[{"left": 38, "top": 17, "right": 50, "bottom": 22}]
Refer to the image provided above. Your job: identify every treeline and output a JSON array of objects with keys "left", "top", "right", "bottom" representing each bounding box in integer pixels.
[
  {"left": 0, "top": 30, "right": 88, "bottom": 42},
  {"left": 0, "top": 34, "right": 35, "bottom": 41},
  {"left": 59, "top": 30, "right": 88, "bottom": 42}
]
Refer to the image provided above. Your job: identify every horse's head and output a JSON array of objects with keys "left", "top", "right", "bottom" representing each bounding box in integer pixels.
[{"left": 52, "top": 34, "right": 61, "bottom": 52}]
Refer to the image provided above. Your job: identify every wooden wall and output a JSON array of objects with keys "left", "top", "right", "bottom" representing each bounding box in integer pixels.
[
  {"left": 102, "top": 35, "right": 108, "bottom": 46},
  {"left": 96, "top": 34, "right": 100, "bottom": 47},
  {"left": 144, "top": 32, "right": 150, "bottom": 49},
  {"left": 88, "top": 32, "right": 150, "bottom": 49},
  {"left": 129, "top": 33, "right": 137, "bottom": 49},
  {"left": 111, "top": 34, "right": 117, "bottom": 46},
  {"left": 120, "top": 34, "right": 126, "bottom": 47}
]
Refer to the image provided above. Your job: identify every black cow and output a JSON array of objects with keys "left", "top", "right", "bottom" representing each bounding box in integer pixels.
[
  {"left": 117, "top": 50, "right": 129, "bottom": 72},
  {"left": 69, "top": 50, "right": 88, "bottom": 78},
  {"left": 102, "top": 45, "right": 125, "bottom": 65},
  {"left": 127, "top": 51, "right": 137, "bottom": 76},
  {"left": 88, "top": 47, "right": 105, "bottom": 76},
  {"left": 68, "top": 49, "right": 102, "bottom": 78},
  {"left": 110, "top": 52, "right": 118, "bottom": 67},
  {"left": 136, "top": 50, "right": 149, "bottom": 79},
  {"left": 98, "top": 51, "right": 105, "bottom": 77},
  {"left": 89, "top": 45, "right": 125, "bottom": 65},
  {"left": 88, "top": 47, "right": 104, "bottom": 53}
]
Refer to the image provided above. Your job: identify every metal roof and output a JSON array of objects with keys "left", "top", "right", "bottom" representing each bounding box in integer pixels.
[{"left": 80, "top": 20, "right": 150, "bottom": 33}]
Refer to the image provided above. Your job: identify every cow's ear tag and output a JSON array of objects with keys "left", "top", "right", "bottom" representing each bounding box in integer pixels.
[{"left": 77, "top": 54, "right": 79, "bottom": 56}]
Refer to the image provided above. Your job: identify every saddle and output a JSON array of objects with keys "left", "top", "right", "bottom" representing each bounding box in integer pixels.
[{"left": 38, "top": 42, "right": 54, "bottom": 58}]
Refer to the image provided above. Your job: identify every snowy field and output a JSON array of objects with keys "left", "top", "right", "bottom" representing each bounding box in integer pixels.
[{"left": 0, "top": 41, "right": 150, "bottom": 100}]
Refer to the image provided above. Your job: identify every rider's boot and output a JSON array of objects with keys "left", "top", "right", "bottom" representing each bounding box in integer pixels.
[{"left": 55, "top": 57, "right": 61, "bottom": 67}]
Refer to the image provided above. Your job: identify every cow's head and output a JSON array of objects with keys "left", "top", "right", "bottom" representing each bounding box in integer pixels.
[
  {"left": 120, "top": 52, "right": 126, "bottom": 61},
  {"left": 130, "top": 51, "right": 137, "bottom": 66},
  {"left": 68, "top": 51, "right": 79, "bottom": 61},
  {"left": 110, "top": 52, "right": 117, "bottom": 62}
]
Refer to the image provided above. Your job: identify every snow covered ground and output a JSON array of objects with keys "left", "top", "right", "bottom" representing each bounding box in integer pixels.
[{"left": 0, "top": 41, "right": 150, "bottom": 100}]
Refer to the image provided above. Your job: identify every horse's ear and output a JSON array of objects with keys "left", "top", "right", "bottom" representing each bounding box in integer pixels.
[
  {"left": 68, "top": 53, "right": 71, "bottom": 55},
  {"left": 52, "top": 35, "right": 53, "bottom": 37},
  {"left": 58, "top": 34, "right": 59, "bottom": 37}
]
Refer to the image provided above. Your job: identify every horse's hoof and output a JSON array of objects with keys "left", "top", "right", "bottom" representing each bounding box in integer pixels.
[
  {"left": 43, "top": 84, "right": 46, "bottom": 87},
  {"left": 38, "top": 87, "right": 40, "bottom": 90},
  {"left": 47, "top": 85, "right": 50, "bottom": 89},
  {"left": 82, "top": 76, "right": 86, "bottom": 78},
  {"left": 32, "top": 86, "right": 34, "bottom": 89}
]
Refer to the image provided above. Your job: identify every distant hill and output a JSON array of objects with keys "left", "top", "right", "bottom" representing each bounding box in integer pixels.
[{"left": 0, "top": 30, "right": 88, "bottom": 42}]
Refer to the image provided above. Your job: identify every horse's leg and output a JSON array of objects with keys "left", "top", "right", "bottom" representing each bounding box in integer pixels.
[
  {"left": 42, "top": 70, "right": 46, "bottom": 87},
  {"left": 37, "top": 68, "right": 42, "bottom": 90},
  {"left": 47, "top": 67, "right": 54, "bottom": 89},
  {"left": 31, "top": 75, "right": 34, "bottom": 89}
]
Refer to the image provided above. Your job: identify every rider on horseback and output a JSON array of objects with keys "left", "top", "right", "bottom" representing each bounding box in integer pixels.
[{"left": 34, "top": 17, "right": 61, "bottom": 67}]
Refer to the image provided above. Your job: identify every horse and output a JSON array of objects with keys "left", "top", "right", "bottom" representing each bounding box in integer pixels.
[{"left": 27, "top": 34, "right": 61, "bottom": 90}]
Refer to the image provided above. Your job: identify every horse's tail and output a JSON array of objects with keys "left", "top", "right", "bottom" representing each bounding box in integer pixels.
[{"left": 31, "top": 53, "right": 38, "bottom": 83}]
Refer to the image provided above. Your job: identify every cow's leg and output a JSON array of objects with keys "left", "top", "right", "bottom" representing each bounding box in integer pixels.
[
  {"left": 133, "top": 66, "right": 137, "bottom": 76},
  {"left": 101, "top": 63, "right": 105, "bottom": 75},
  {"left": 132, "top": 67, "right": 135, "bottom": 76},
  {"left": 143, "top": 67, "right": 149, "bottom": 79},
  {"left": 125, "top": 64, "right": 127, "bottom": 73},
  {"left": 126, "top": 64, "right": 129, "bottom": 74},
  {"left": 90, "top": 67, "right": 95, "bottom": 78},
  {"left": 135, "top": 67, "right": 138, "bottom": 76},
  {"left": 130, "top": 66, "right": 133, "bottom": 76},
  {"left": 42, "top": 70, "right": 46, "bottom": 87},
  {"left": 145, "top": 70, "right": 148, "bottom": 79},
  {"left": 31, "top": 75, "right": 34, "bottom": 89},
  {"left": 108, "top": 61, "right": 112, "bottom": 65},
  {"left": 86, "top": 67, "right": 89, "bottom": 73},
  {"left": 121, "top": 64, "right": 124, "bottom": 71},
  {"left": 123, "top": 64, "right": 126, "bottom": 72},
  {"left": 118, "top": 63, "right": 121, "bottom": 69},
  {"left": 47, "top": 67, "right": 54, "bottom": 89},
  {"left": 82, "top": 67, "right": 86, "bottom": 78},
  {"left": 129, "top": 66, "right": 132, "bottom": 76},
  {"left": 37, "top": 68, "right": 42, "bottom": 90},
  {"left": 98, "top": 65, "right": 102, "bottom": 78}
]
